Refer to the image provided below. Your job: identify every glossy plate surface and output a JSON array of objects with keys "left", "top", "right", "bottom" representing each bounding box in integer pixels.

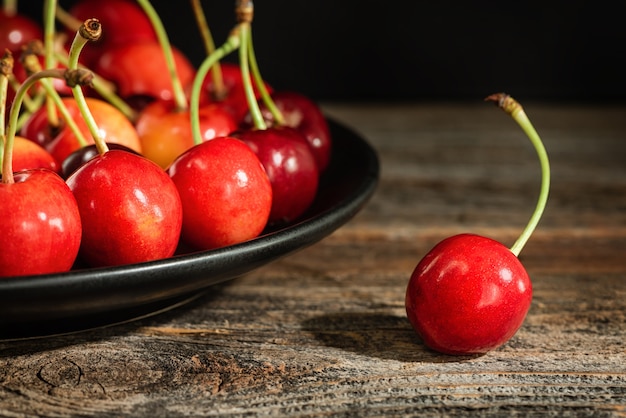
[{"left": 0, "top": 119, "right": 379, "bottom": 339}]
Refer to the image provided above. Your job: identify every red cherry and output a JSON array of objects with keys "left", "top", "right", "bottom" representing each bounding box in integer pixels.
[
  {"left": 67, "top": 0, "right": 157, "bottom": 68},
  {"left": 245, "top": 91, "right": 332, "bottom": 172},
  {"left": 94, "top": 41, "right": 195, "bottom": 110},
  {"left": 135, "top": 99, "right": 237, "bottom": 169},
  {"left": 233, "top": 126, "right": 319, "bottom": 225},
  {"left": 405, "top": 93, "right": 550, "bottom": 356},
  {"left": 405, "top": 234, "right": 532, "bottom": 355},
  {"left": 66, "top": 150, "right": 183, "bottom": 267},
  {"left": 0, "top": 11, "right": 42, "bottom": 55},
  {"left": 168, "top": 137, "right": 272, "bottom": 251},
  {"left": 0, "top": 169, "right": 81, "bottom": 276},
  {"left": 20, "top": 97, "right": 143, "bottom": 166}
]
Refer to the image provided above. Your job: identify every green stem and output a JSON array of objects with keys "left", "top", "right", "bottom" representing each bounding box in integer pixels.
[
  {"left": 239, "top": 22, "right": 265, "bottom": 130},
  {"left": 486, "top": 93, "right": 550, "bottom": 257},
  {"left": 68, "top": 20, "right": 108, "bottom": 155},
  {"left": 136, "top": 0, "right": 188, "bottom": 111},
  {"left": 0, "top": 51, "right": 11, "bottom": 169},
  {"left": 247, "top": 29, "right": 284, "bottom": 125},
  {"left": 4, "top": 68, "right": 69, "bottom": 183},
  {"left": 190, "top": 0, "right": 226, "bottom": 100},
  {"left": 3, "top": 0, "right": 16, "bottom": 16},
  {"left": 190, "top": 30, "right": 240, "bottom": 145},
  {"left": 43, "top": 0, "right": 59, "bottom": 127},
  {"left": 8, "top": 75, "right": 40, "bottom": 114}
]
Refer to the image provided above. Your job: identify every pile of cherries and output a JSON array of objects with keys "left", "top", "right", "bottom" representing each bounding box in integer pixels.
[{"left": 0, "top": 0, "right": 332, "bottom": 275}]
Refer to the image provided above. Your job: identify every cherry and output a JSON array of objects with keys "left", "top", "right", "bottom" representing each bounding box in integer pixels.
[
  {"left": 67, "top": 149, "right": 183, "bottom": 267},
  {"left": 0, "top": 10, "right": 42, "bottom": 55},
  {"left": 406, "top": 234, "right": 532, "bottom": 355},
  {"left": 0, "top": 9, "right": 43, "bottom": 107},
  {"left": 0, "top": 169, "right": 82, "bottom": 276},
  {"left": 233, "top": 126, "right": 319, "bottom": 225},
  {"left": 64, "top": 0, "right": 157, "bottom": 68},
  {"left": 168, "top": 136, "right": 272, "bottom": 251},
  {"left": 405, "top": 93, "right": 550, "bottom": 355}
]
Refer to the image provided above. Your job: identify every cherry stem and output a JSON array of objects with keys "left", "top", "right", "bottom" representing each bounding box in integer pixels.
[
  {"left": 486, "top": 93, "right": 551, "bottom": 257},
  {"left": 3, "top": 0, "right": 16, "bottom": 17},
  {"left": 239, "top": 23, "right": 265, "bottom": 130},
  {"left": 190, "top": 29, "right": 240, "bottom": 146},
  {"left": 136, "top": 0, "right": 188, "bottom": 112},
  {"left": 190, "top": 0, "right": 226, "bottom": 100},
  {"left": 3, "top": 68, "right": 87, "bottom": 183},
  {"left": 0, "top": 50, "right": 13, "bottom": 168},
  {"left": 21, "top": 46, "right": 89, "bottom": 147},
  {"left": 68, "top": 19, "right": 108, "bottom": 155},
  {"left": 43, "top": 0, "right": 59, "bottom": 127},
  {"left": 247, "top": 30, "right": 284, "bottom": 125}
]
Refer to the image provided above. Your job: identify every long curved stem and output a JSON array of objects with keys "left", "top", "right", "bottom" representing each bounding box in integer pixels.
[
  {"left": 239, "top": 22, "right": 265, "bottom": 130},
  {"left": 486, "top": 93, "right": 550, "bottom": 257},
  {"left": 190, "top": 0, "right": 225, "bottom": 100},
  {"left": 0, "top": 51, "right": 12, "bottom": 169},
  {"left": 43, "top": 0, "right": 59, "bottom": 127},
  {"left": 68, "top": 20, "right": 108, "bottom": 155},
  {"left": 190, "top": 30, "right": 240, "bottom": 146},
  {"left": 247, "top": 30, "right": 284, "bottom": 125}
]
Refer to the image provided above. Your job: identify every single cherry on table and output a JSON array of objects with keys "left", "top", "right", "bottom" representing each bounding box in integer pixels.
[{"left": 405, "top": 93, "right": 551, "bottom": 355}]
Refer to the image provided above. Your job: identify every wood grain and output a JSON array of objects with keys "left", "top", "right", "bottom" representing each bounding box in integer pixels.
[{"left": 1, "top": 103, "right": 625, "bottom": 416}]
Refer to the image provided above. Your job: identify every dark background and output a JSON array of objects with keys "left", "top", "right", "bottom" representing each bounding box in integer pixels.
[{"left": 19, "top": 1, "right": 626, "bottom": 103}]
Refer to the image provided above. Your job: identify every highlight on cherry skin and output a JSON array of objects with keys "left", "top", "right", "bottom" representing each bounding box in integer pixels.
[{"left": 405, "top": 93, "right": 551, "bottom": 355}]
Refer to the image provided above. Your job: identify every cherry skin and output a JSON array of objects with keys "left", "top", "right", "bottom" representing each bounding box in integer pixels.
[
  {"left": 405, "top": 233, "right": 532, "bottom": 355},
  {"left": 67, "top": 0, "right": 157, "bottom": 68},
  {"left": 66, "top": 150, "right": 182, "bottom": 267},
  {"left": 233, "top": 126, "right": 319, "bottom": 225},
  {"left": 0, "top": 11, "right": 42, "bottom": 55},
  {"left": 245, "top": 91, "right": 332, "bottom": 172},
  {"left": 0, "top": 11, "right": 44, "bottom": 105},
  {"left": 10, "top": 136, "right": 59, "bottom": 174},
  {"left": 135, "top": 99, "right": 237, "bottom": 169},
  {"left": 20, "top": 97, "right": 143, "bottom": 166},
  {"left": 167, "top": 137, "right": 272, "bottom": 251},
  {"left": 0, "top": 169, "right": 82, "bottom": 277},
  {"left": 94, "top": 41, "right": 195, "bottom": 111}
]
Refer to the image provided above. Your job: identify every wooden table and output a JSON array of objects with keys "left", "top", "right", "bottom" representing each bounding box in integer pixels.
[{"left": 1, "top": 102, "right": 625, "bottom": 416}]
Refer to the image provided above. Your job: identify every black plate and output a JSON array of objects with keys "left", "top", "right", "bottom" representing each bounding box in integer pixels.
[{"left": 0, "top": 118, "right": 379, "bottom": 339}]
